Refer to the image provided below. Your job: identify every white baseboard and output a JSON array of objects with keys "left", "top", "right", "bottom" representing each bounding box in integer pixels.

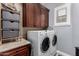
[{"left": 57, "top": 50, "right": 71, "bottom": 56}]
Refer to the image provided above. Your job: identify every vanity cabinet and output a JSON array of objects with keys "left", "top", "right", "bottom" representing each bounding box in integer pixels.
[
  {"left": 22, "top": 3, "right": 49, "bottom": 29},
  {"left": 0, "top": 44, "right": 31, "bottom": 56}
]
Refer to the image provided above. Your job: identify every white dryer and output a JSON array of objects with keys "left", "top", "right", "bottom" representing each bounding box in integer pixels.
[
  {"left": 47, "top": 30, "right": 57, "bottom": 56},
  {"left": 27, "top": 30, "right": 52, "bottom": 56}
]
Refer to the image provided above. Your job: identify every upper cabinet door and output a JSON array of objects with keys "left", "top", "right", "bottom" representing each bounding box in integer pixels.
[
  {"left": 23, "top": 3, "right": 34, "bottom": 27},
  {"left": 34, "top": 4, "right": 41, "bottom": 28},
  {"left": 40, "top": 5, "right": 49, "bottom": 28},
  {"left": 22, "top": 4, "right": 26, "bottom": 27},
  {"left": 22, "top": 3, "right": 49, "bottom": 29},
  {"left": 26, "top": 4, "right": 34, "bottom": 27},
  {"left": 40, "top": 8, "right": 45, "bottom": 28},
  {"left": 44, "top": 8, "right": 49, "bottom": 28}
]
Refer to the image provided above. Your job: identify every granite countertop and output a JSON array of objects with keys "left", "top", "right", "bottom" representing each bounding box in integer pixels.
[{"left": 0, "top": 39, "right": 31, "bottom": 52}]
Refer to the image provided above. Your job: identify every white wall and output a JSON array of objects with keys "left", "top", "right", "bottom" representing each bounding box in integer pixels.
[{"left": 71, "top": 4, "right": 79, "bottom": 48}]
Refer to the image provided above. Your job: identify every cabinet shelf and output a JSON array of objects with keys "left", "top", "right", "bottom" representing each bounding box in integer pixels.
[
  {"left": 2, "top": 36, "right": 19, "bottom": 40},
  {"left": 1, "top": 18, "right": 19, "bottom": 23},
  {"left": 2, "top": 29, "right": 19, "bottom": 39},
  {"left": 1, "top": 8, "right": 20, "bottom": 15},
  {"left": 2, "top": 28, "right": 19, "bottom": 31}
]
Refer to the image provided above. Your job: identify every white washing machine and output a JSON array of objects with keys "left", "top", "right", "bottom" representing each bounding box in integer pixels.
[
  {"left": 47, "top": 30, "right": 57, "bottom": 56},
  {"left": 27, "top": 30, "right": 52, "bottom": 56}
]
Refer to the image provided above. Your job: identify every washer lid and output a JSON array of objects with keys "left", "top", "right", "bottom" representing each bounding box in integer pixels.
[{"left": 41, "top": 37, "right": 50, "bottom": 53}]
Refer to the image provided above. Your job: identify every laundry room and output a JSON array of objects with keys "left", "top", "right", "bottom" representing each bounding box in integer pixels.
[
  {"left": 23, "top": 3, "right": 77, "bottom": 56},
  {"left": 0, "top": 2, "right": 79, "bottom": 56}
]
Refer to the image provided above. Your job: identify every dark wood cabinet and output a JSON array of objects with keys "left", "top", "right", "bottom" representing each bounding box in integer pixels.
[
  {"left": 23, "top": 3, "right": 34, "bottom": 27},
  {"left": 34, "top": 4, "right": 41, "bottom": 28},
  {"left": 40, "top": 5, "right": 49, "bottom": 28},
  {"left": 22, "top": 3, "right": 49, "bottom": 28},
  {"left": 0, "top": 44, "right": 31, "bottom": 56}
]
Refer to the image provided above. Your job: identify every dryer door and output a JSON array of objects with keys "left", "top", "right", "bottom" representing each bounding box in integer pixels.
[
  {"left": 41, "top": 37, "right": 50, "bottom": 53},
  {"left": 52, "top": 35, "right": 57, "bottom": 46}
]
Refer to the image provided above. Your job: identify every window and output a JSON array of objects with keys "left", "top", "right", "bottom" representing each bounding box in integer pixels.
[{"left": 54, "top": 4, "right": 71, "bottom": 26}]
